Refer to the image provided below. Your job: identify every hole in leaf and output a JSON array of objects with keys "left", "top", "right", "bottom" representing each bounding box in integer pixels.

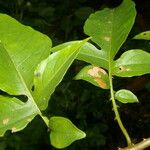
[
  {"left": 31, "top": 85, "right": 35, "bottom": 91},
  {"left": 0, "top": 90, "right": 28, "bottom": 102}
]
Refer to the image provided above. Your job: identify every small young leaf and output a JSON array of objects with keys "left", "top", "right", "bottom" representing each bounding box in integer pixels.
[
  {"left": 133, "top": 31, "right": 150, "bottom": 40},
  {"left": 51, "top": 41, "right": 108, "bottom": 69},
  {"left": 115, "top": 89, "right": 138, "bottom": 103},
  {"left": 33, "top": 39, "right": 89, "bottom": 110},
  {"left": 84, "top": 0, "right": 136, "bottom": 59},
  {"left": 75, "top": 65, "right": 109, "bottom": 89},
  {"left": 49, "top": 117, "right": 86, "bottom": 149},
  {"left": 112, "top": 50, "right": 150, "bottom": 77}
]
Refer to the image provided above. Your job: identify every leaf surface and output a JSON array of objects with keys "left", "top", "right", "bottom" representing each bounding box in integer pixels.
[
  {"left": 33, "top": 39, "right": 89, "bottom": 110},
  {"left": 51, "top": 41, "right": 108, "bottom": 69},
  {"left": 133, "top": 31, "right": 150, "bottom": 40},
  {"left": 0, "top": 13, "right": 52, "bottom": 91},
  {"left": 115, "top": 89, "right": 138, "bottom": 103},
  {"left": 0, "top": 14, "right": 52, "bottom": 136},
  {"left": 75, "top": 65, "right": 109, "bottom": 89},
  {"left": 49, "top": 117, "right": 86, "bottom": 149},
  {"left": 0, "top": 96, "right": 37, "bottom": 136},
  {"left": 112, "top": 50, "right": 150, "bottom": 77},
  {"left": 84, "top": 0, "right": 136, "bottom": 59}
]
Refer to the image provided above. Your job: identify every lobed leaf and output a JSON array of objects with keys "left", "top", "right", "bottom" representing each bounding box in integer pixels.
[
  {"left": 33, "top": 39, "right": 89, "bottom": 110},
  {"left": 0, "top": 14, "right": 52, "bottom": 91},
  {"left": 51, "top": 41, "right": 108, "bottom": 69},
  {"left": 75, "top": 65, "right": 109, "bottom": 89},
  {"left": 0, "top": 96, "right": 37, "bottom": 136},
  {"left": 112, "top": 50, "right": 150, "bottom": 77},
  {"left": 84, "top": 0, "right": 136, "bottom": 59},
  {"left": 0, "top": 14, "right": 51, "bottom": 135},
  {"left": 133, "top": 31, "right": 150, "bottom": 40},
  {"left": 49, "top": 117, "right": 86, "bottom": 149},
  {"left": 115, "top": 89, "right": 138, "bottom": 103}
]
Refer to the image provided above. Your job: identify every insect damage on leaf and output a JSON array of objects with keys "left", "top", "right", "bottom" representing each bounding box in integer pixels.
[
  {"left": 87, "top": 66, "right": 109, "bottom": 89},
  {"left": 104, "top": 36, "right": 111, "bottom": 42},
  {"left": 2, "top": 118, "right": 9, "bottom": 125},
  {"left": 87, "top": 66, "right": 106, "bottom": 77},
  {"left": 119, "top": 66, "right": 130, "bottom": 72},
  {"left": 94, "top": 78, "right": 108, "bottom": 89},
  {"left": 11, "top": 127, "right": 17, "bottom": 133}
]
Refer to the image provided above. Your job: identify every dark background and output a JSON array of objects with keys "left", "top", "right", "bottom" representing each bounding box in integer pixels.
[{"left": 0, "top": 0, "right": 150, "bottom": 150}]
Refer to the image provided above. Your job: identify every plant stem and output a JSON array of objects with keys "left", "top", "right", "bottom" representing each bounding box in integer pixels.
[{"left": 108, "top": 69, "right": 131, "bottom": 146}]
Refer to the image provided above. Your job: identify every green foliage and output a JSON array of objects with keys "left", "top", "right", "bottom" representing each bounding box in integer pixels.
[
  {"left": 84, "top": 0, "right": 136, "bottom": 59},
  {"left": 33, "top": 40, "right": 88, "bottom": 110},
  {"left": 115, "top": 89, "right": 138, "bottom": 103},
  {"left": 51, "top": 41, "right": 108, "bottom": 69},
  {"left": 133, "top": 31, "right": 150, "bottom": 40},
  {"left": 0, "top": 0, "right": 150, "bottom": 149},
  {"left": 112, "top": 50, "right": 150, "bottom": 77},
  {"left": 75, "top": 65, "right": 109, "bottom": 89},
  {"left": 0, "top": 13, "right": 87, "bottom": 148},
  {"left": 49, "top": 117, "right": 86, "bottom": 149}
]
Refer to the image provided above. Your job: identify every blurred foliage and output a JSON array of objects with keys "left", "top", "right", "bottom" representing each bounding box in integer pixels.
[{"left": 0, "top": 0, "right": 150, "bottom": 149}]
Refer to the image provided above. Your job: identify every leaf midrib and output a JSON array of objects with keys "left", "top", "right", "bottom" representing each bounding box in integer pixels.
[{"left": 4, "top": 45, "right": 41, "bottom": 115}]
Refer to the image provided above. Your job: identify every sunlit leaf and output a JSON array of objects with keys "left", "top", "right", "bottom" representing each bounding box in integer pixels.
[
  {"left": 112, "top": 50, "right": 150, "bottom": 77},
  {"left": 115, "top": 89, "right": 138, "bottom": 103},
  {"left": 51, "top": 41, "right": 108, "bottom": 69},
  {"left": 0, "top": 14, "right": 51, "bottom": 136},
  {"left": 0, "top": 96, "right": 37, "bottom": 136},
  {"left": 75, "top": 65, "right": 109, "bottom": 89},
  {"left": 0, "top": 14, "right": 52, "bottom": 91},
  {"left": 84, "top": 0, "right": 136, "bottom": 59},
  {"left": 33, "top": 39, "right": 89, "bottom": 110},
  {"left": 49, "top": 117, "right": 86, "bottom": 149},
  {"left": 133, "top": 31, "right": 150, "bottom": 40}
]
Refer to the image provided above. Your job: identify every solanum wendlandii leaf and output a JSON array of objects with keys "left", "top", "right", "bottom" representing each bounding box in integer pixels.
[
  {"left": 0, "top": 96, "right": 37, "bottom": 136},
  {"left": 112, "top": 50, "right": 150, "bottom": 77},
  {"left": 115, "top": 89, "right": 138, "bottom": 103},
  {"left": 51, "top": 41, "right": 108, "bottom": 69},
  {"left": 49, "top": 117, "right": 86, "bottom": 149},
  {"left": 0, "top": 14, "right": 51, "bottom": 136},
  {"left": 133, "top": 31, "right": 150, "bottom": 40},
  {"left": 33, "top": 39, "right": 89, "bottom": 110},
  {"left": 84, "top": 0, "right": 136, "bottom": 59},
  {"left": 75, "top": 65, "right": 109, "bottom": 89},
  {"left": 0, "top": 14, "right": 52, "bottom": 91}
]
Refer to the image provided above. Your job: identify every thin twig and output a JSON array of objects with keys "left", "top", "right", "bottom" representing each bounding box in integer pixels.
[{"left": 118, "top": 138, "right": 150, "bottom": 150}]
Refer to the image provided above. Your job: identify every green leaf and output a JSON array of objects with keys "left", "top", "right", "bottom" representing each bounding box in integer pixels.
[
  {"left": 0, "top": 14, "right": 52, "bottom": 92},
  {"left": 84, "top": 0, "right": 136, "bottom": 59},
  {"left": 112, "top": 50, "right": 150, "bottom": 77},
  {"left": 0, "top": 14, "right": 51, "bottom": 136},
  {"left": 75, "top": 65, "right": 109, "bottom": 89},
  {"left": 115, "top": 89, "right": 138, "bottom": 103},
  {"left": 33, "top": 39, "right": 89, "bottom": 110},
  {"left": 0, "top": 96, "right": 36, "bottom": 136},
  {"left": 51, "top": 41, "right": 108, "bottom": 69},
  {"left": 133, "top": 31, "right": 150, "bottom": 40},
  {"left": 49, "top": 117, "right": 86, "bottom": 149}
]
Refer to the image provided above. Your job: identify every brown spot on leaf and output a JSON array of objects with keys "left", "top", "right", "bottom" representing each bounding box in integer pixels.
[
  {"left": 104, "top": 36, "right": 111, "bottom": 42},
  {"left": 95, "top": 78, "right": 108, "bottom": 89},
  {"left": 88, "top": 66, "right": 106, "bottom": 77},
  {"left": 119, "top": 66, "right": 130, "bottom": 72},
  {"left": 11, "top": 127, "right": 17, "bottom": 133},
  {"left": 3, "top": 118, "right": 9, "bottom": 125}
]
